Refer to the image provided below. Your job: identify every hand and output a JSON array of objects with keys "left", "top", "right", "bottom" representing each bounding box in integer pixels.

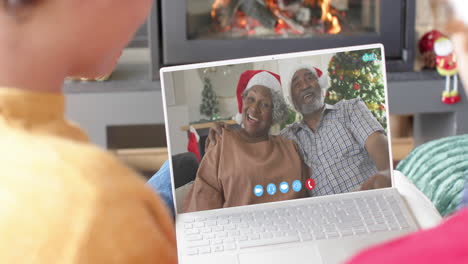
[
  {"left": 360, "top": 171, "right": 391, "bottom": 191},
  {"left": 205, "top": 122, "right": 230, "bottom": 151}
]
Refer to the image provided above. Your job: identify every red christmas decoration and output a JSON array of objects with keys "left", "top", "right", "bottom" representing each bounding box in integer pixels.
[
  {"left": 419, "top": 30, "right": 444, "bottom": 53},
  {"left": 326, "top": 91, "right": 330, "bottom": 97},
  {"left": 353, "top": 83, "right": 360, "bottom": 90},
  {"left": 380, "top": 104, "right": 385, "bottom": 111},
  {"left": 419, "top": 30, "right": 445, "bottom": 69},
  {"left": 442, "top": 96, "right": 451, "bottom": 104},
  {"left": 339, "top": 75, "right": 343, "bottom": 80}
]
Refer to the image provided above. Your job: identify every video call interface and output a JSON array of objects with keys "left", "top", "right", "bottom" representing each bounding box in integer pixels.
[{"left": 162, "top": 48, "right": 391, "bottom": 214}]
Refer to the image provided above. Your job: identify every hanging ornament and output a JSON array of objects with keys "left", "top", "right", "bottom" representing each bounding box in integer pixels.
[
  {"left": 326, "top": 91, "right": 330, "bottom": 97},
  {"left": 353, "top": 83, "right": 360, "bottom": 90},
  {"left": 380, "top": 104, "right": 386, "bottom": 111},
  {"left": 339, "top": 75, "right": 343, "bottom": 80}
]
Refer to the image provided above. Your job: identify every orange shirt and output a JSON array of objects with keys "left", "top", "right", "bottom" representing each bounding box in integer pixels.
[{"left": 0, "top": 87, "right": 175, "bottom": 263}]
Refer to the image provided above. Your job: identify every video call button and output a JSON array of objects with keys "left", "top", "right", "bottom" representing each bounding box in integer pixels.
[
  {"left": 279, "top": 182, "right": 289, "bottom": 193},
  {"left": 267, "top": 183, "right": 277, "bottom": 195},
  {"left": 253, "top": 185, "right": 264, "bottom": 197},
  {"left": 305, "top": 178, "right": 316, "bottom": 191}
]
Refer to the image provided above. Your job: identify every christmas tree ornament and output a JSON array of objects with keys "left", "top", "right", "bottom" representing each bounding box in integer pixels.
[
  {"left": 434, "top": 37, "right": 459, "bottom": 105},
  {"left": 353, "top": 83, "right": 360, "bottom": 90},
  {"left": 419, "top": 30, "right": 444, "bottom": 69}
]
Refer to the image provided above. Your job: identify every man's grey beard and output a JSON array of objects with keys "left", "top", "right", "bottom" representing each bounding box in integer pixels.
[{"left": 299, "top": 94, "right": 324, "bottom": 115}]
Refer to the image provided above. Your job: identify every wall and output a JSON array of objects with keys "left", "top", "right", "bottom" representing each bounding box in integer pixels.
[{"left": 65, "top": 90, "right": 165, "bottom": 149}]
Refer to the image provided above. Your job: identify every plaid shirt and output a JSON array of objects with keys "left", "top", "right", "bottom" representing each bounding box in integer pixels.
[{"left": 280, "top": 98, "right": 385, "bottom": 196}]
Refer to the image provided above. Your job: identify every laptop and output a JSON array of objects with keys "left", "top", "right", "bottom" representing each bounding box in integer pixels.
[{"left": 160, "top": 44, "right": 419, "bottom": 264}]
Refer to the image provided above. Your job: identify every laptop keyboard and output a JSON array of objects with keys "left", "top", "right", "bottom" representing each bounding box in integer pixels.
[{"left": 181, "top": 192, "right": 411, "bottom": 256}]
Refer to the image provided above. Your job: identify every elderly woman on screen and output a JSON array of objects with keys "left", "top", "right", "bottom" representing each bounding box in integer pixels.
[{"left": 183, "top": 70, "right": 310, "bottom": 212}]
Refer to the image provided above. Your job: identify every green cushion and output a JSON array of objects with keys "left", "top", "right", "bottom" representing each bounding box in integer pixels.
[{"left": 396, "top": 135, "right": 468, "bottom": 216}]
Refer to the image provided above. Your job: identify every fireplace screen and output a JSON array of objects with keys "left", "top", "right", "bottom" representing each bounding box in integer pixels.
[{"left": 187, "top": 0, "right": 379, "bottom": 40}]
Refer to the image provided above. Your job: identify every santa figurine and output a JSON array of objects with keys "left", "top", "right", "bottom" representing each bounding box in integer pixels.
[{"left": 434, "top": 36, "right": 460, "bottom": 104}]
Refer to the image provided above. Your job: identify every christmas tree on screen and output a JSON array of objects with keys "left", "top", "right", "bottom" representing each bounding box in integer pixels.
[
  {"left": 200, "top": 77, "right": 220, "bottom": 120},
  {"left": 326, "top": 49, "right": 387, "bottom": 129}
]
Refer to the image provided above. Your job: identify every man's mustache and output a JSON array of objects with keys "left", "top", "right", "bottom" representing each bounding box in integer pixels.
[{"left": 299, "top": 87, "right": 320, "bottom": 99}]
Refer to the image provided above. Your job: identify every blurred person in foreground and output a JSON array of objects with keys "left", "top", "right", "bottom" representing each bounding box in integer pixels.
[
  {"left": 0, "top": 0, "right": 176, "bottom": 263},
  {"left": 346, "top": 1, "right": 468, "bottom": 263}
]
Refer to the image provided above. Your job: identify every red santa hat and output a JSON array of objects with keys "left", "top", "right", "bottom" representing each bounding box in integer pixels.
[
  {"left": 282, "top": 64, "right": 330, "bottom": 109},
  {"left": 234, "top": 70, "right": 282, "bottom": 124}
]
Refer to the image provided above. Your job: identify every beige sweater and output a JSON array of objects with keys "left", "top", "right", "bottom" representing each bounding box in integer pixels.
[
  {"left": 0, "top": 87, "right": 176, "bottom": 263},
  {"left": 184, "top": 129, "right": 309, "bottom": 213}
]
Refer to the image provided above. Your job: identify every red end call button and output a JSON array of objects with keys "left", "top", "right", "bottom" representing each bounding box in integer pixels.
[{"left": 305, "top": 178, "right": 316, "bottom": 191}]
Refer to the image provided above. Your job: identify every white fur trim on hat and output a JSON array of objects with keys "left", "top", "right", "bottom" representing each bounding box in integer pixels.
[
  {"left": 282, "top": 64, "right": 330, "bottom": 109},
  {"left": 449, "top": 0, "right": 468, "bottom": 25},
  {"left": 246, "top": 71, "right": 282, "bottom": 93}
]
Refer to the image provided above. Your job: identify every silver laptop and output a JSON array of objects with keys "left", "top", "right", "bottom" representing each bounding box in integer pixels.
[{"left": 160, "top": 44, "right": 418, "bottom": 264}]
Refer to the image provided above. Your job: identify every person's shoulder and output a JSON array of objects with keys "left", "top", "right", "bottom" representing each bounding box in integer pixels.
[
  {"left": 334, "top": 98, "right": 363, "bottom": 109},
  {"left": 280, "top": 122, "right": 303, "bottom": 136},
  {"left": 270, "top": 134, "right": 297, "bottom": 147},
  {"left": 0, "top": 127, "right": 171, "bottom": 263},
  {"left": 0, "top": 126, "right": 148, "bottom": 198},
  {"left": 206, "top": 128, "right": 236, "bottom": 152}
]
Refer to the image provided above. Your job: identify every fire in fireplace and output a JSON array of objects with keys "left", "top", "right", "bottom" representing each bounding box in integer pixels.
[
  {"left": 196, "top": 0, "right": 375, "bottom": 40},
  {"left": 160, "top": 0, "right": 414, "bottom": 72}
]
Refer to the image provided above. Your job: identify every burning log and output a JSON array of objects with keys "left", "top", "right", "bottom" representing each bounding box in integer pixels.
[
  {"left": 212, "top": 0, "right": 278, "bottom": 29},
  {"left": 276, "top": 12, "right": 304, "bottom": 33},
  {"left": 210, "top": 0, "right": 343, "bottom": 36},
  {"left": 240, "top": 0, "right": 278, "bottom": 29}
]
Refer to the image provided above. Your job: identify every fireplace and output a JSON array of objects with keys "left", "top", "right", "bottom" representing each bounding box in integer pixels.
[{"left": 160, "top": 0, "right": 414, "bottom": 72}]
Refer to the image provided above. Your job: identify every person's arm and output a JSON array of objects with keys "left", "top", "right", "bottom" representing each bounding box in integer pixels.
[
  {"left": 147, "top": 160, "right": 175, "bottom": 218},
  {"left": 346, "top": 99, "right": 391, "bottom": 190},
  {"left": 184, "top": 137, "right": 224, "bottom": 212},
  {"left": 360, "top": 132, "right": 391, "bottom": 190},
  {"left": 365, "top": 132, "right": 390, "bottom": 171}
]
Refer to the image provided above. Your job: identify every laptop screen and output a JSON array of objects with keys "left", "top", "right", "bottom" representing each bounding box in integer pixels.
[{"left": 160, "top": 44, "right": 392, "bottom": 215}]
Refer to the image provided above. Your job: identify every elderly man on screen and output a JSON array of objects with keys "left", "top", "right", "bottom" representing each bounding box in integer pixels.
[{"left": 278, "top": 64, "right": 391, "bottom": 195}]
